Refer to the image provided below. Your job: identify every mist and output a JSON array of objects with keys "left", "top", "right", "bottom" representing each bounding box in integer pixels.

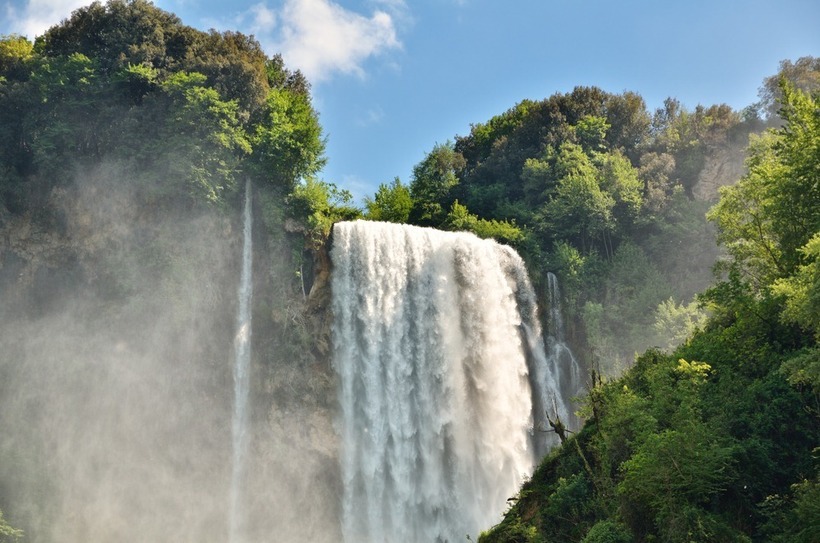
[{"left": 0, "top": 164, "right": 341, "bottom": 542}]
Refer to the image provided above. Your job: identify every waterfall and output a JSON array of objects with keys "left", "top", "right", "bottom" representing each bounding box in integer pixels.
[
  {"left": 229, "top": 179, "right": 253, "bottom": 543},
  {"left": 331, "top": 220, "right": 542, "bottom": 543},
  {"left": 543, "top": 272, "right": 583, "bottom": 431}
]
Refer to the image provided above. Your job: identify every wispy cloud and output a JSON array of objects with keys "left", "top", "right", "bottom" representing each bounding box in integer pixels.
[
  {"left": 247, "top": 0, "right": 402, "bottom": 83},
  {"left": 3, "top": 0, "right": 88, "bottom": 38},
  {"left": 356, "top": 106, "right": 385, "bottom": 127}
]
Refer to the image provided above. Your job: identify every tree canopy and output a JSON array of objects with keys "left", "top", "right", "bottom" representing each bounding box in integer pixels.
[
  {"left": 479, "top": 70, "right": 820, "bottom": 543},
  {"left": 0, "top": 0, "right": 325, "bottom": 216}
]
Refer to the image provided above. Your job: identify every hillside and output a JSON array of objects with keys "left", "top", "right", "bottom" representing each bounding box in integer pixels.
[{"left": 475, "top": 80, "right": 820, "bottom": 543}]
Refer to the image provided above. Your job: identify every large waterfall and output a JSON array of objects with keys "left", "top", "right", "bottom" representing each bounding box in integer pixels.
[
  {"left": 229, "top": 179, "right": 253, "bottom": 543},
  {"left": 331, "top": 220, "right": 557, "bottom": 542}
]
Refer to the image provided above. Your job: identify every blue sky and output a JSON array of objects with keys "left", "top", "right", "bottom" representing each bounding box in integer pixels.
[{"left": 3, "top": 0, "right": 819, "bottom": 202}]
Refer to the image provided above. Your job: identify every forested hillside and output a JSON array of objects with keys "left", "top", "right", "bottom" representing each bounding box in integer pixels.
[
  {"left": 363, "top": 58, "right": 819, "bottom": 378},
  {"left": 475, "top": 76, "right": 820, "bottom": 542}
]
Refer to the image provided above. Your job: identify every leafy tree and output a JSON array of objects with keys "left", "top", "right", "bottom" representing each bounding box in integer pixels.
[
  {"left": 408, "top": 141, "right": 465, "bottom": 224},
  {"left": 708, "top": 82, "right": 820, "bottom": 289},
  {"left": 541, "top": 142, "right": 615, "bottom": 254},
  {"left": 137, "top": 71, "right": 249, "bottom": 203},
  {"left": 363, "top": 177, "right": 413, "bottom": 223},
  {"left": 757, "top": 56, "right": 820, "bottom": 121},
  {"left": 250, "top": 83, "right": 325, "bottom": 192},
  {"left": 0, "top": 35, "right": 33, "bottom": 82},
  {"left": 595, "top": 151, "right": 643, "bottom": 231},
  {"left": 575, "top": 115, "right": 610, "bottom": 153},
  {"left": 638, "top": 151, "right": 676, "bottom": 213},
  {"left": 442, "top": 201, "right": 524, "bottom": 245},
  {"left": 287, "top": 179, "right": 360, "bottom": 247},
  {"left": 652, "top": 297, "right": 708, "bottom": 351},
  {"left": 0, "top": 509, "right": 22, "bottom": 542},
  {"left": 581, "top": 520, "right": 633, "bottom": 543}
]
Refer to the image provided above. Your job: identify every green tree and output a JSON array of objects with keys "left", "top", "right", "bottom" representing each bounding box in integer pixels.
[
  {"left": 575, "top": 115, "right": 610, "bottom": 153},
  {"left": 442, "top": 200, "right": 524, "bottom": 245},
  {"left": 364, "top": 177, "right": 413, "bottom": 223},
  {"left": 757, "top": 56, "right": 820, "bottom": 121},
  {"left": 0, "top": 34, "right": 33, "bottom": 81},
  {"left": 595, "top": 151, "right": 643, "bottom": 230},
  {"left": 250, "top": 83, "right": 325, "bottom": 192},
  {"left": 287, "top": 179, "right": 360, "bottom": 247},
  {"left": 542, "top": 142, "right": 615, "bottom": 254},
  {"left": 409, "top": 141, "right": 465, "bottom": 224},
  {"left": 0, "top": 509, "right": 22, "bottom": 542},
  {"left": 708, "top": 82, "right": 820, "bottom": 289}
]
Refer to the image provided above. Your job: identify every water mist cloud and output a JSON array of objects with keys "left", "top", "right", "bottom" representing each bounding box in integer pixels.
[{"left": 0, "top": 163, "right": 341, "bottom": 542}]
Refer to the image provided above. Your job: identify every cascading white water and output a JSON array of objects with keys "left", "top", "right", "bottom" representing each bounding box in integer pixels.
[
  {"left": 331, "top": 220, "right": 542, "bottom": 543},
  {"left": 543, "top": 272, "right": 583, "bottom": 430},
  {"left": 229, "top": 179, "right": 253, "bottom": 543}
]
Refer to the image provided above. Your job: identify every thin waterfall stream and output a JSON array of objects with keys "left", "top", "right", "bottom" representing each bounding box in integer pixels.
[{"left": 229, "top": 179, "right": 253, "bottom": 543}]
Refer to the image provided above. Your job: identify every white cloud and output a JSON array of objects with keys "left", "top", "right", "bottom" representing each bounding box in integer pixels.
[
  {"left": 355, "top": 106, "right": 385, "bottom": 127},
  {"left": 248, "top": 0, "right": 401, "bottom": 83},
  {"left": 4, "top": 0, "right": 89, "bottom": 38},
  {"left": 247, "top": 3, "right": 277, "bottom": 35}
]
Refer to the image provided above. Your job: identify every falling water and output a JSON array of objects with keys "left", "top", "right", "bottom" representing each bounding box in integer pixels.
[
  {"left": 331, "top": 220, "right": 542, "bottom": 543},
  {"left": 543, "top": 272, "right": 584, "bottom": 431},
  {"left": 229, "top": 179, "right": 253, "bottom": 543}
]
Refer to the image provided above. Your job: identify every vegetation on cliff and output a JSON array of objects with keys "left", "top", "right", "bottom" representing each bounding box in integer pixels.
[{"left": 477, "top": 77, "right": 819, "bottom": 543}]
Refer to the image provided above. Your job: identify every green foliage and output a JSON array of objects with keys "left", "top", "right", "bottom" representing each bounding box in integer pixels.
[
  {"left": 0, "top": 509, "right": 22, "bottom": 542},
  {"left": 478, "top": 516, "right": 541, "bottom": 543},
  {"left": 442, "top": 200, "right": 524, "bottom": 245},
  {"left": 287, "top": 178, "right": 360, "bottom": 247},
  {"left": 542, "top": 142, "right": 615, "bottom": 253},
  {"left": 250, "top": 83, "right": 325, "bottom": 191},
  {"left": 708, "top": 83, "right": 820, "bottom": 288},
  {"left": 0, "top": 35, "right": 33, "bottom": 82},
  {"left": 773, "top": 233, "right": 820, "bottom": 336},
  {"left": 581, "top": 520, "right": 633, "bottom": 543},
  {"left": 653, "top": 297, "right": 708, "bottom": 351},
  {"left": 409, "top": 141, "right": 465, "bottom": 224},
  {"left": 617, "top": 425, "right": 736, "bottom": 535},
  {"left": 756, "top": 56, "right": 820, "bottom": 121},
  {"left": 788, "top": 477, "right": 820, "bottom": 543},
  {"left": 576, "top": 115, "right": 610, "bottom": 153},
  {"left": 0, "top": 0, "right": 325, "bottom": 216},
  {"left": 157, "top": 71, "right": 251, "bottom": 203},
  {"left": 364, "top": 177, "right": 412, "bottom": 223}
]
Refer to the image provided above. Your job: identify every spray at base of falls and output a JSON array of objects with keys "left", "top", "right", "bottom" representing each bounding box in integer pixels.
[
  {"left": 331, "top": 220, "right": 572, "bottom": 543},
  {"left": 229, "top": 179, "right": 253, "bottom": 543}
]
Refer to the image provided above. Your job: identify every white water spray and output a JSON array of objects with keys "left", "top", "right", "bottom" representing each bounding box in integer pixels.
[
  {"left": 229, "top": 179, "right": 253, "bottom": 543},
  {"left": 331, "top": 221, "right": 541, "bottom": 543}
]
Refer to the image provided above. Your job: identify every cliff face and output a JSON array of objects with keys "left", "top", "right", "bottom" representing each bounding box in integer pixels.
[
  {"left": 0, "top": 175, "right": 342, "bottom": 543},
  {"left": 246, "top": 216, "right": 341, "bottom": 543}
]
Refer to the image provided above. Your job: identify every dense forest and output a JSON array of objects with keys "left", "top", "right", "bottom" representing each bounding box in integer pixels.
[
  {"left": 0, "top": 0, "right": 818, "bottom": 541},
  {"left": 468, "top": 72, "right": 820, "bottom": 541}
]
